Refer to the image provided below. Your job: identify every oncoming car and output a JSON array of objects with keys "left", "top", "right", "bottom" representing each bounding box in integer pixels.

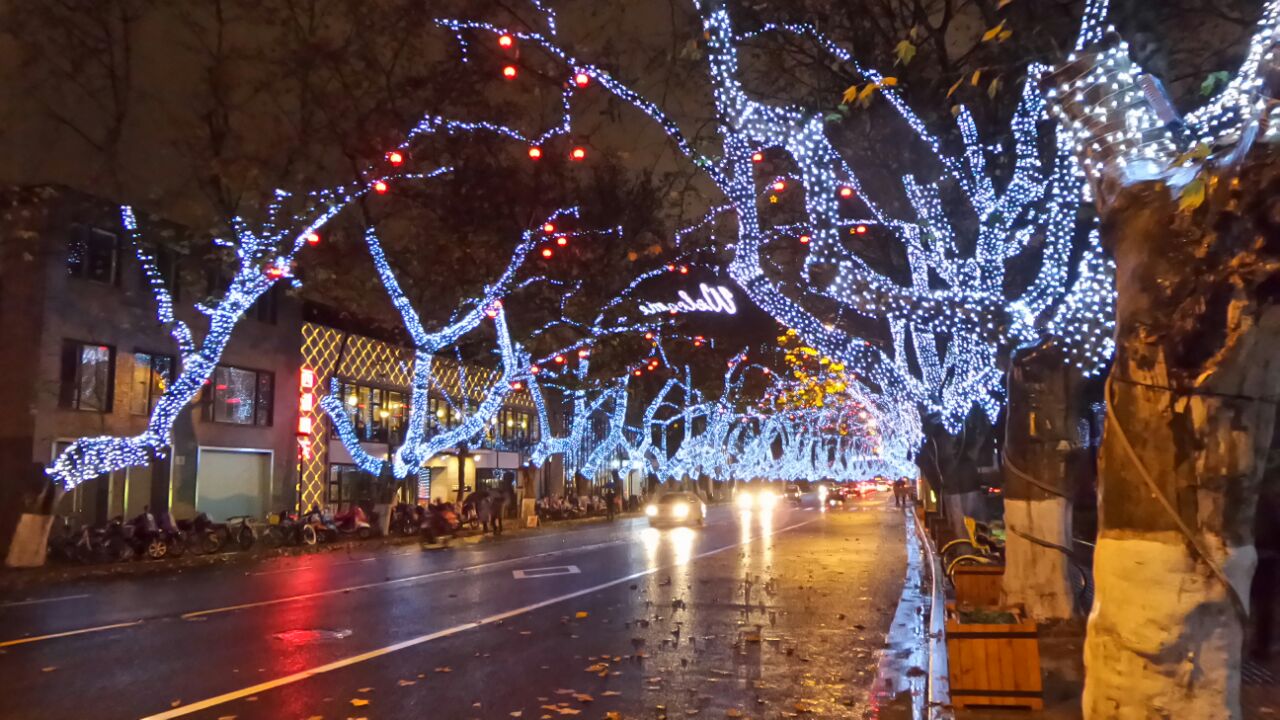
[
  {"left": 645, "top": 492, "right": 707, "bottom": 527},
  {"left": 734, "top": 486, "right": 780, "bottom": 512}
]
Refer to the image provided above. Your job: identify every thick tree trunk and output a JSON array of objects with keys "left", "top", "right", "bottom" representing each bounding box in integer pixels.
[
  {"left": 1002, "top": 343, "right": 1081, "bottom": 620},
  {"left": 1082, "top": 151, "right": 1280, "bottom": 719}
]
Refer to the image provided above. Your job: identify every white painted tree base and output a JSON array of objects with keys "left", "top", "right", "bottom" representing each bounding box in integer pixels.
[
  {"left": 1084, "top": 532, "right": 1256, "bottom": 720},
  {"left": 1002, "top": 497, "right": 1075, "bottom": 620},
  {"left": 5, "top": 513, "right": 54, "bottom": 568}
]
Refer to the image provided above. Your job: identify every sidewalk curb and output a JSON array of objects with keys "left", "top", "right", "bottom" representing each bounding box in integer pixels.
[{"left": 912, "top": 508, "right": 954, "bottom": 719}]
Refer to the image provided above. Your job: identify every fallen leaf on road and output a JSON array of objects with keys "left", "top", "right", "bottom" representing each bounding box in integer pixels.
[
  {"left": 575, "top": 611, "right": 589, "bottom": 619},
  {"left": 726, "top": 710, "right": 743, "bottom": 718},
  {"left": 350, "top": 698, "right": 369, "bottom": 707},
  {"left": 358, "top": 687, "right": 373, "bottom": 692},
  {"left": 397, "top": 679, "right": 416, "bottom": 686},
  {"left": 605, "top": 713, "right": 621, "bottom": 720},
  {"left": 602, "top": 691, "right": 621, "bottom": 697},
  {"left": 216, "top": 716, "right": 237, "bottom": 720},
  {"left": 573, "top": 693, "right": 593, "bottom": 703},
  {"left": 435, "top": 666, "right": 453, "bottom": 673},
  {"left": 554, "top": 689, "right": 576, "bottom": 695},
  {"left": 41, "top": 667, "right": 56, "bottom": 673},
  {"left": 509, "top": 712, "right": 522, "bottom": 718},
  {"left": 170, "top": 700, "right": 181, "bottom": 708}
]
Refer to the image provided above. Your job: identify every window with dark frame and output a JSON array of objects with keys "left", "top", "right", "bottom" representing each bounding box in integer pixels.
[
  {"left": 66, "top": 226, "right": 121, "bottom": 285},
  {"left": 139, "top": 247, "right": 181, "bottom": 302},
  {"left": 130, "top": 352, "right": 174, "bottom": 415},
  {"left": 337, "top": 381, "right": 406, "bottom": 444},
  {"left": 207, "top": 365, "right": 274, "bottom": 426},
  {"left": 59, "top": 341, "right": 115, "bottom": 412}
]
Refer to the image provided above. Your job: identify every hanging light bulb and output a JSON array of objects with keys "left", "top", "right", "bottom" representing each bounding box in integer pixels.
[
  {"left": 498, "top": 34, "right": 514, "bottom": 48},
  {"left": 574, "top": 72, "right": 590, "bottom": 87},
  {"left": 541, "top": 248, "right": 554, "bottom": 258},
  {"left": 751, "top": 152, "right": 764, "bottom": 163},
  {"left": 386, "top": 151, "right": 404, "bottom": 166},
  {"left": 543, "top": 223, "right": 556, "bottom": 234},
  {"left": 839, "top": 186, "right": 854, "bottom": 199},
  {"left": 372, "top": 180, "right": 389, "bottom": 194},
  {"left": 570, "top": 146, "right": 587, "bottom": 161},
  {"left": 304, "top": 232, "right": 321, "bottom": 246},
  {"left": 555, "top": 235, "right": 568, "bottom": 247},
  {"left": 772, "top": 180, "right": 786, "bottom": 191},
  {"left": 799, "top": 234, "right": 811, "bottom": 245},
  {"left": 502, "top": 65, "right": 518, "bottom": 80},
  {"left": 528, "top": 146, "right": 543, "bottom": 160}
]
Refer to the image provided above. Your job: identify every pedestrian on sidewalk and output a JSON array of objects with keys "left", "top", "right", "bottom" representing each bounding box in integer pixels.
[
  {"left": 477, "top": 492, "right": 493, "bottom": 535},
  {"left": 490, "top": 489, "right": 507, "bottom": 536},
  {"left": 892, "top": 478, "right": 907, "bottom": 508}
]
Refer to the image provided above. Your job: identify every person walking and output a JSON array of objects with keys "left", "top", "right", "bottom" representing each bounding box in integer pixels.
[
  {"left": 892, "top": 478, "right": 907, "bottom": 508},
  {"left": 476, "top": 491, "right": 493, "bottom": 535},
  {"left": 489, "top": 488, "right": 507, "bottom": 536}
]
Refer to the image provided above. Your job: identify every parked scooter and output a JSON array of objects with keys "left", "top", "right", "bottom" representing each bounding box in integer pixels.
[
  {"left": 389, "top": 503, "right": 421, "bottom": 537},
  {"left": 302, "top": 505, "right": 338, "bottom": 543},
  {"left": 262, "top": 510, "right": 317, "bottom": 547},
  {"left": 177, "top": 512, "right": 223, "bottom": 554},
  {"left": 420, "top": 503, "right": 460, "bottom": 545},
  {"left": 222, "top": 515, "right": 258, "bottom": 551},
  {"left": 333, "top": 506, "right": 374, "bottom": 540}
]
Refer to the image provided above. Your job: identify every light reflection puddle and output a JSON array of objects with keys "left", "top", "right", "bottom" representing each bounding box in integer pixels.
[{"left": 271, "top": 628, "right": 353, "bottom": 644}]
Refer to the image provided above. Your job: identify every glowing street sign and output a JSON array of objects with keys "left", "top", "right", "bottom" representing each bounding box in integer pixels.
[{"left": 639, "top": 283, "right": 738, "bottom": 316}]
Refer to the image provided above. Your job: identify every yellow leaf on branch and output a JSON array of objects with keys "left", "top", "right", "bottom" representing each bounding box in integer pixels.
[{"left": 982, "top": 20, "right": 1006, "bottom": 42}]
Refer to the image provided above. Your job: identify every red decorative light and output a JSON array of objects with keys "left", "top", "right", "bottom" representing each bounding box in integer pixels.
[
  {"left": 570, "top": 146, "right": 587, "bottom": 161},
  {"left": 772, "top": 180, "right": 786, "bottom": 192},
  {"left": 265, "top": 266, "right": 285, "bottom": 279},
  {"left": 855, "top": 225, "right": 869, "bottom": 234},
  {"left": 839, "top": 186, "right": 854, "bottom": 199},
  {"left": 577, "top": 349, "right": 589, "bottom": 359},
  {"left": 509, "top": 380, "right": 524, "bottom": 391},
  {"left": 530, "top": 364, "right": 541, "bottom": 374},
  {"left": 799, "top": 234, "right": 811, "bottom": 245},
  {"left": 763, "top": 368, "right": 771, "bottom": 375},
  {"left": 373, "top": 180, "right": 389, "bottom": 194},
  {"left": 297, "top": 415, "right": 314, "bottom": 436},
  {"left": 751, "top": 152, "right": 764, "bottom": 163},
  {"left": 554, "top": 355, "right": 566, "bottom": 364},
  {"left": 633, "top": 369, "right": 643, "bottom": 377},
  {"left": 300, "top": 392, "right": 315, "bottom": 413},
  {"left": 541, "top": 248, "right": 554, "bottom": 259},
  {"left": 542, "top": 223, "right": 556, "bottom": 234},
  {"left": 498, "top": 34, "right": 514, "bottom": 48},
  {"left": 555, "top": 235, "right": 568, "bottom": 247},
  {"left": 298, "top": 436, "right": 313, "bottom": 461},
  {"left": 304, "top": 231, "right": 321, "bottom": 246},
  {"left": 484, "top": 299, "right": 503, "bottom": 318},
  {"left": 387, "top": 151, "right": 405, "bottom": 166},
  {"left": 528, "top": 146, "right": 543, "bottom": 160},
  {"left": 678, "top": 265, "right": 689, "bottom": 275},
  {"left": 502, "top": 65, "right": 518, "bottom": 80},
  {"left": 666, "top": 264, "right": 676, "bottom": 272},
  {"left": 300, "top": 368, "right": 316, "bottom": 390},
  {"left": 573, "top": 72, "right": 590, "bottom": 87},
  {"left": 644, "top": 332, "right": 654, "bottom": 340}
]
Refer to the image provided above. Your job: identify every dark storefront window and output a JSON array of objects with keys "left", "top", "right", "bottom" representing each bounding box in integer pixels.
[
  {"left": 429, "top": 396, "right": 460, "bottom": 429},
  {"left": 337, "top": 381, "right": 406, "bottom": 444},
  {"left": 130, "top": 352, "right": 174, "bottom": 415},
  {"left": 67, "top": 226, "right": 121, "bottom": 285},
  {"left": 59, "top": 341, "right": 115, "bottom": 412},
  {"left": 208, "top": 365, "right": 273, "bottom": 426}
]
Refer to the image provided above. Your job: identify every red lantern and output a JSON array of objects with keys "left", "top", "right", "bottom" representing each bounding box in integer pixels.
[
  {"left": 839, "top": 186, "right": 854, "bottom": 199},
  {"left": 751, "top": 152, "right": 764, "bottom": 163},
  {"left": 855, "top": 225, "right": 869, "bottom": 234},
  {"left": 554, "top": 355, "right": 566, "bottom": 364},
  {"left": 541, "top": 248, "right": 553, "bottom": 259},
  {"left": 509, "top": 380, "right": 524, "bottom": 391},
  {"left": 304, "top": 231, "right": 321, "bottom": 246},
  {"left": 373, "top": 180, "right": 389, "bottom": 194},
  {"left": 498, "top": 34, "right": 514, "bottom": 48},
  {"left": 772, "top": 180, "right": 786, "bottom": 192},
  {"left": 555, "top": 236, "right": 568, "bottom": 247},
  {"left": 266, "top": 265, "right": 285, "bottom": 279},
  {"left": 570, "top": 146, "right": 587, "bottom": 161},
  {"left": 679, "top": 265, "right": 689, "bottom": 275},
  {"left": 530, "top": 364, "right": 541, "bottom": 374},
  {"left": 543, "top": 223, "right": 556, "bottom": 234},
  {"left": 577, "top": 349, "right": 589, "bottom": 359},
  {"left": 387, "top": 151, "right": 405, "bottom": 166},
  {"left": 528, "top": 146, "right": 543, "bottom": 160},
  {"left": 799, "top": 234, "right": 811, "bottom": 245},
  {"left": 574, "top": 72, "right": 590, "bottom": 87},
  {"left": 644, "top": 332, "right": 654, "bottom": 340},
  {"left": 502, "top": 65, "right": 518, "bottom": 80},
  {"left": 633, "top": 369, "right": 643, "bottom": 377}
]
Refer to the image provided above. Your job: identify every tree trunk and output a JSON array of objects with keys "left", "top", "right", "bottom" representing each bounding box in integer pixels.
[
  {"left": 1002, "top": 343, "right": 1081, "bottom": 620},
  {"left": 455, "top": 444, "right": 469, "bottom": 504},
  {"left": 1082, "top": 151, "right": 1280, "bottom": 719}
]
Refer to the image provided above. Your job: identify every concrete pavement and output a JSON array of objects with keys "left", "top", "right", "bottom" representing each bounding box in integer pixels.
[{"left": 0, "top": 495, "right": 910, "bottom": 719}]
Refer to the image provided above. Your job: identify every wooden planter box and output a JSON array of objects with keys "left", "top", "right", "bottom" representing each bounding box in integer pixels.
[
  {"left": 952, "top": 565, "right": 1005, "bottom": 608},
  {"left": 946, "top": 611, "right": 1043, "bottom": 710}
]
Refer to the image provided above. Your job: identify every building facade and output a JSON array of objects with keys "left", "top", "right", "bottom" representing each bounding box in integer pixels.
[{"left": 0, "top": 187, "right": 564, "bottom": 549}]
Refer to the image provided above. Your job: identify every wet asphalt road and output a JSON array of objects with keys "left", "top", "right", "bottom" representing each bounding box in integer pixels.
[{"left": 0, "top": 494, "right": 908, "bottom": 720}]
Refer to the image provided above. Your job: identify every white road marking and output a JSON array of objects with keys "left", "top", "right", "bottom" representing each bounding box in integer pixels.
[
  {"left": 512, "top": 565, "right": 581, "bottom": 579},
  {"left": 0, "top": 594, "right": 91, "bottom": 608},
  {"left": 141, "top": 517, "right": 817, "bottom": 720},
  {"left": 0, "top": 620, "right": 142, "bottom": 648}
]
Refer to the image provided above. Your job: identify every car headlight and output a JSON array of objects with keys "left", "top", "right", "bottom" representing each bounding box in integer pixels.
[
  {"left": 735, "top": 493, "right": 754, "bottom": 510},
  {"left": 758, "top": 491, "right": 778, "bottom": 508},
  {"left": 672, "top": 502, "right": 690, "bottom": 519},
  {"left": 645, "top": 505, "right": 658, "bottom": 517}
]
